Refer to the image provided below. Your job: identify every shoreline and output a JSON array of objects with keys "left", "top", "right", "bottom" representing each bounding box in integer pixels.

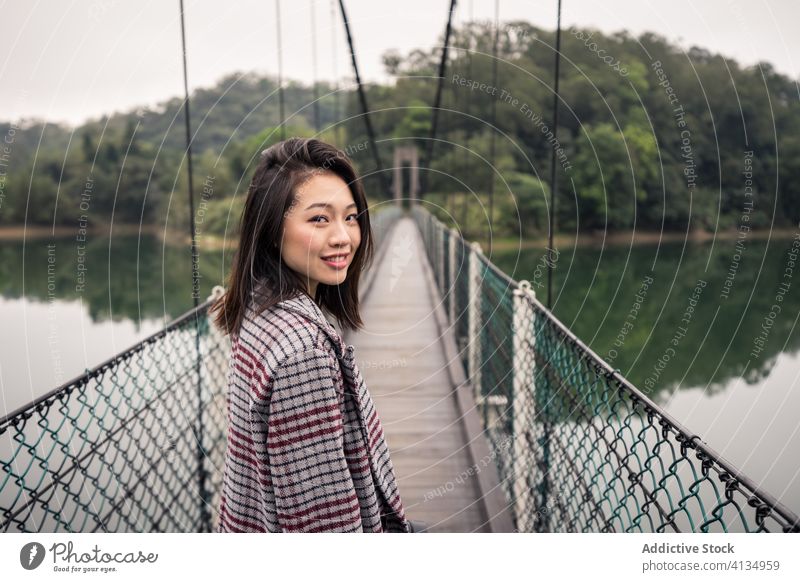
[
  {"left": 476, "top": 227, "right": 800, "bottom": 251},
  {"left": 1, "top": 224, "right": 797, "bottom": 251},
  {"left": 0, "top": 224, "right": 238, "bottom": 250}
]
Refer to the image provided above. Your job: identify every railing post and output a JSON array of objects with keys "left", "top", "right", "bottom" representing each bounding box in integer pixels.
[
  {"left": 433, "top": 219, "right": 439, "bottom": 289},
  {"left": 206, "top": 285, "right": 226, "bottom": 533},
  {"left": 425, "top": 213, "right": 431, "bottom": 260},
  {"left": 429, "top": 216, "right": 434, "bottom": 267},
  {"left": 437, "top": 220, "right": 445, "bottom": 293},
  {"left": 431, "top": 217, "right": 441, "bottom": 288},
  {"left": 448, "top": 227, "right": 457, "bottom": 325},
  {"left": 512, "top": 280, "right": 536, "bottom": 532},
  {"left": 468, "top": 241, "right": 483, "bottom": 403}
]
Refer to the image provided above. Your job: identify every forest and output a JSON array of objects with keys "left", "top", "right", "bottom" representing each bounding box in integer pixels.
[{"left": 1, "top": 21, "right": 798, "bottom": 241}]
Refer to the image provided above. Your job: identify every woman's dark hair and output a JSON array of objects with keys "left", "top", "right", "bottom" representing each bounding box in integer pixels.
[{"left": 209, "top": 137, "right": 374, "bottom": 336}]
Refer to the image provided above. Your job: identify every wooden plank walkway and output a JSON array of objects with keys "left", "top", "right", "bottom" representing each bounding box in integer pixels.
[{"left": 344, "top": 216, "right": 491, "bottom": 532}]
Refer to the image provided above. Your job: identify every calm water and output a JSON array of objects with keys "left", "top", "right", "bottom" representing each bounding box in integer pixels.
[
  {"left": 1, "top": 232, "right": 798, "bottom": 514},
  {"left": 0, "top": 235, "right": 231, "bottom": 415},
  {"left": 488, "top": 235, "right": 800, "bottom": 513}
]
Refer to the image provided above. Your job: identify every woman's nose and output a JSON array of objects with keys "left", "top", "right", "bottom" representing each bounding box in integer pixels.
[{"left": 329, "top": 219, "right": 351, "bottom": 243}]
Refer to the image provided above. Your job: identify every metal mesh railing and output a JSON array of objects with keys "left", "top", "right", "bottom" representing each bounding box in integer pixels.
[
  {"left": 412, "top": 206, "right": 800, "bottom": 533},
  {"left": 0, "top": 300, "right": 230, "bottom": 533}
]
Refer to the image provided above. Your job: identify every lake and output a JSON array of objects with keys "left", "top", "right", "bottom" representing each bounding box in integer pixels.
[
  {"left": 0, "top": 234, "right": 231, "bottom": 415},
  {"left": 1, "top": 230, "right": 798, "bottom": 516}
]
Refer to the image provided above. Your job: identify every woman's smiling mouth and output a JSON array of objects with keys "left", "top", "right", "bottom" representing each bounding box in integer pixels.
[{"left": 322, "top": 253, "right": 349, "bottom": 268}]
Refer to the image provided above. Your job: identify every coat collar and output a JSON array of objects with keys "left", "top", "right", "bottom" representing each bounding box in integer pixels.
[{"left": 277, "top": 292, "right": 347, "bottom": 356}]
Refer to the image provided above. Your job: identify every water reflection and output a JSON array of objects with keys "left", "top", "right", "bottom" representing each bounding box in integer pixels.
[
  {"left": 0, "top": 235, "right": 231, "bottom": 412},
  {"left": 0, "top": 235, "right": 230, "bottom": 323},
  {"left": 489, "top": 237, "right": 800, "bottom": 397}
]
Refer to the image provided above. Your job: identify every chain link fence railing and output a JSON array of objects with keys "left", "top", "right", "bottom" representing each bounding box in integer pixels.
[
  {"left": 0, "top": 297, "right": 230, "bottom": 533},
  {"left": 412, "top": 206, "right": 800, "bottom": 533}
]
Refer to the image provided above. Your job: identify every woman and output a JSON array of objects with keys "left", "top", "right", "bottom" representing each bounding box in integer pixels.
[{"left": 211, "top": 137, "right": 410, "bottom": 533}]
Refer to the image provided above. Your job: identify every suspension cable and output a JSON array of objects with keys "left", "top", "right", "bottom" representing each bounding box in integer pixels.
[
  {"left": 177, "top": 0, "right": 209, "bottom": 532},
  {"left": 422, "top": 0, "right": 458, "bottom": 197},
  {"left": 487, "top": 0, "right": 499, "bottom": 250},
  {"left": 462, "top": 0, "right": 473, "bottom": 231},
  {"left": 178, "top": 0, "right": 198, "bottom": 312},
  {"left": 330, "top": 0, "right": 343, "bottom": 145},
  {"left": 310, "top": 0, "right": 321, "bottom": 132},
  {"left": 337, "top": 0, "right": 388, "bottom": 192},
  {"left": 547, "top": 0, "right": 563, "bottom": 309},
  {"left": 276, "top": 0, "right": 286, "bottom": 140}
]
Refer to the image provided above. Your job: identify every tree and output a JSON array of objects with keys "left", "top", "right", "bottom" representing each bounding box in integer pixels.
[{"left": 571, "top": 123, "right": 655, "bottom": 229}]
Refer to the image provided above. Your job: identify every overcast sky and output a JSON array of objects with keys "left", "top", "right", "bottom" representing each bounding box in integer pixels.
[{"left": 2, "top": 0, "right": 798, "bottom": 126}]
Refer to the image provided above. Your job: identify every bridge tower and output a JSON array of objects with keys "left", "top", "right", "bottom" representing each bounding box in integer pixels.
[{"left": 392, "top": 146, "right": 420, "bottom": 210}]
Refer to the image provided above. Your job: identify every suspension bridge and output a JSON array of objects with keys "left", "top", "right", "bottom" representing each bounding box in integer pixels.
[{"left": 2, "top": 1, "right": 800, "bottom": 534}]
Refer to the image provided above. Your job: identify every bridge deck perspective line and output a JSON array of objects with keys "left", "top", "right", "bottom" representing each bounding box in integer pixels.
[{"left": 343, "top": 216, "right": 491, "bottom": 533}]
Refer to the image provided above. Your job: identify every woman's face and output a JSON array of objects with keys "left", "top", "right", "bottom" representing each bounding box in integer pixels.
[{"left": 279, "top": 171, "right": 362, "bottom": 297}]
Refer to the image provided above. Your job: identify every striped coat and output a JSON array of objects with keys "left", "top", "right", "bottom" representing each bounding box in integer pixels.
[{"left": 216, "top": 291, "right": 410, "bottom": 533}]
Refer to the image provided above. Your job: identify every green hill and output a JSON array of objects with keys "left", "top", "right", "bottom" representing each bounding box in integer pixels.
[{"left": 1, "top": 22, "right": 798, "bottom": 239}]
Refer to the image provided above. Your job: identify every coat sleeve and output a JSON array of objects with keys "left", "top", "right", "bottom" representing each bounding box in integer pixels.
[{"left": 259, "top": 348, "right": 364, "bottom": 532}]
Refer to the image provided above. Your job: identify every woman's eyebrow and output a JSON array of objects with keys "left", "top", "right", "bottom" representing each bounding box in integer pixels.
[{"left": 304, "top": 202, "right": 358, "bottom": 211}]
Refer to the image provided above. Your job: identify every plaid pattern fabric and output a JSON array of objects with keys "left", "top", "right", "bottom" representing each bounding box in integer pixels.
[{"left": 217, "top": 291, "right": 410, "bottom": 533}]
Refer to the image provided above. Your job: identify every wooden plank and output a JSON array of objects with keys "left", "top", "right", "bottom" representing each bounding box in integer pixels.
[{"left": 344, "top": 216, "right": 491, "bottom": 533}]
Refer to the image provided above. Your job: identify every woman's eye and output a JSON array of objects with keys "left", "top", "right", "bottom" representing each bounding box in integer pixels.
[{"left": 310, "top": 214, "right": 358, "bottom": 224}]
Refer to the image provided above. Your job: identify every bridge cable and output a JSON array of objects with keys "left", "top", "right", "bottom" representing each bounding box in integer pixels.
[
  {"left": 330, "top": 0, "right": 344, "bottom": 145},
  {"left": 178, "top": 0, "right": 198, "bottom": 313},
  {"left": 546, "top": 0, "right": 563, "bottom": 309},
  {"left": 421, "top": 0, "right": 458, "bottom": 197},
  {"left": 445, "top": 2, "right": 458, "bottom": 220},
  {"left": 487, "top": 0, "right": 499, "bottom": 251},
  {"left": 310, "top": 0, "right": 321, "bottom": 133},
  {"left": 462, "top": 0, "right": 473, "bottom": 231},
  {"left": 337, "top": 0, "right": 389, "bottom": 193},
  {"left": 177, "top": 0, "right": 210, "bottom": 533},
  {"left": 276, "top": 0, "right": 286, "bottom": 140}
]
